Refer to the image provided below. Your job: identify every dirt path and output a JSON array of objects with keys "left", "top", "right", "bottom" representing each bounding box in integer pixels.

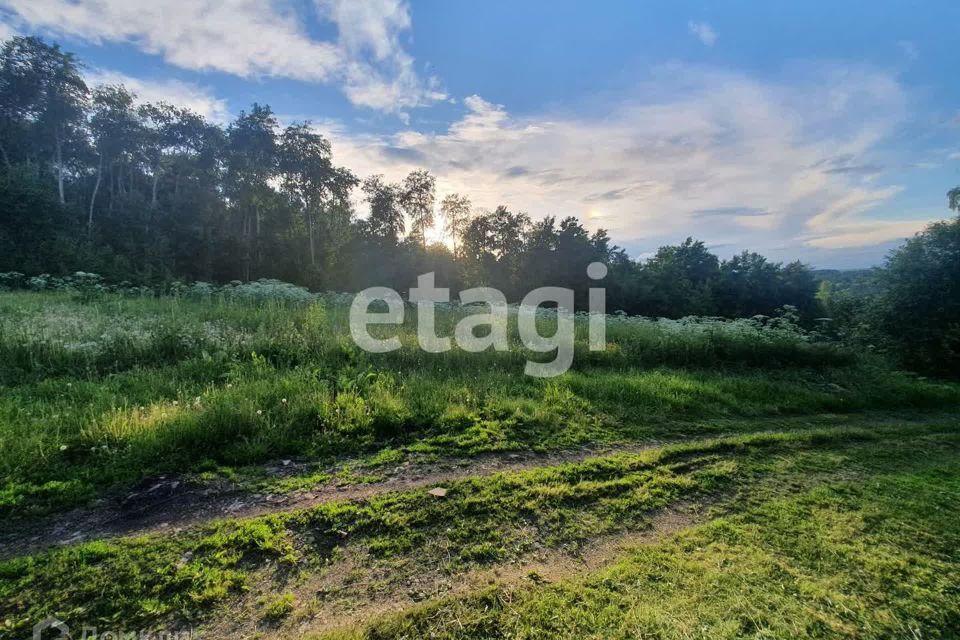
[
  {"left": 0, "top": 441, "right": 669, "bottom": 560},
  {"left": 7, "top": 413, "right": 953, "bottom": 560}
]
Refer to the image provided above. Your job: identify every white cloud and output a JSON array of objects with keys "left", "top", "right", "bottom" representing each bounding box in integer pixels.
[
  {"left": 0, "top": 18, "right": 16, "bottom": 40},
  {"left": 317, "top": 0, "right": 447, "bottom": 111},
  {"left": 805, "top": 186, "right": 905, "bottom": 233},
  {"left": 316, "top": 0, "right": 409, "bottom": 60},
  {"left": 804, "top": 220, "right": 924, "bottom": 249},
  {"left": 317, "top": 63, "right": 931, "bottom": 263},
  {"left": 688, "top": 21, "right": 717, "bottom": 47},
  {"left": 84, "top": 69, "right": 231, "bottom": 123},
  {"left": 0, "top": 0, "right": 444, "bottom": 112}
]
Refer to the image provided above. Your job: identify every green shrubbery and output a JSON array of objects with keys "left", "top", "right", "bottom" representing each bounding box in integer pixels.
[{"left": 872, "top": 217, "right": 960, "bottom": 375}]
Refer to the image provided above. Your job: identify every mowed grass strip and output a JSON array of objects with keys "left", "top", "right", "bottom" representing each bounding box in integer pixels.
[
  {"left": 1, "top": 423, "right": 956, "bottom": 637},
  {"left": 340, "top": 463, "right": 960, "bottom": 640}
]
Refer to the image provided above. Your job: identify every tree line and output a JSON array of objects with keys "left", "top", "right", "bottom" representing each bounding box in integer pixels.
[{"left": 2, "top": 34, "right": 957, "bottom": 367}]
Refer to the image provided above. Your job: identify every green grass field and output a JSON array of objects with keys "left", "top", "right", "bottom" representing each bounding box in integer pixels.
[{"left": 1, "top": 291, "right": 958, "bottom": 639}]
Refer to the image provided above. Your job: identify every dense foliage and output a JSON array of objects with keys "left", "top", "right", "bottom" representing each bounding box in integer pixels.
[{"left": 873, "top": 218, "right": 960, "bottom": 374}]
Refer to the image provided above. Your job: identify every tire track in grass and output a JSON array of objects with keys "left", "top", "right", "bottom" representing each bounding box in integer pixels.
[
  {"left": 4, "top": 414, "right": 957, "bottom": 560},
  {"left": 206, "top": 505, "right": 709, "bottom": 639},
  {"left": 4, "top": 424, "right": 956, "bottom": 638},
  {"left": 0, "top": 442, "right": 669, "bottom": 560}
]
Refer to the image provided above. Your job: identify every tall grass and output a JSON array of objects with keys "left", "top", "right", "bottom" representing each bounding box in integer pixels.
[
  {"left": 0, "top": 290, "right": 957, "bottom": 515},
  {"left": 0, "top": 290, "right": 855, "bottom": 384}
]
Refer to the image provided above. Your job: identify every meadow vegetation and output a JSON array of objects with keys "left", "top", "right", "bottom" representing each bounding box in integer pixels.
[{"left": 1, "top": 289, "right": 957, "bottom": 519}]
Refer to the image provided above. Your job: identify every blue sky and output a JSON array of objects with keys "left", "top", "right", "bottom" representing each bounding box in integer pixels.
[{"left": 2, "top": 0, "right": 959, "bottom": 267}]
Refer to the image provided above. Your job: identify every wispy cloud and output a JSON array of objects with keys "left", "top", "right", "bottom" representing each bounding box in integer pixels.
[
  {"left": 688, "top": 21, "right": 718, "bottom": 47},
  {"left": 84, "top": 69, "right": 231, "bottom": 123},
  {"left": 692, "top": 207, "right": 769, "bottom": 218},
  {"left": 0, "top": 17, "right": 15, "bottom": 40},
  {"left": 316, "top": 0, "right": 446, "bottom": 112},
  {"left": 811, "top": 154, "right": 886, "bottom": 177},
  {"left": 319, "top": 63, "right": 930, "bottom": 261},
  {"left": 804, "top": 219, "right": 921, "bottom": 249},
  {"left": 0, "top": 0, "right": 444, "bottom": 113}
]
